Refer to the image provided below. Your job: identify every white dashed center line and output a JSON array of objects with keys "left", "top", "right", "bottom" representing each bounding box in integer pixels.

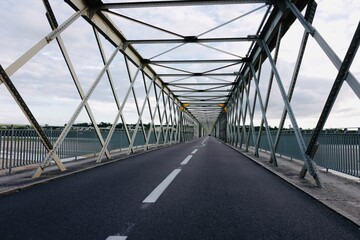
[
  {"left": 108, "top": 146, "right": 202, "bottom": 237},
  {"left": 106, "top": 236, "right": 127, "bottom": 240},
  {"left": 181, "top": 155, "right": 193, "bottom": 165},
  {"left": 201, "top": 137, "right": 208, "bottom": 145},
  {"left": 143, "top": 169, "right": 182, "bottom": 203}
]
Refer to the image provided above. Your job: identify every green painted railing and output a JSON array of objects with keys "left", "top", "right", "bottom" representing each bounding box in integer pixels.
[{"left": 0, "top": 127, "right": 195, "bottom": 171}]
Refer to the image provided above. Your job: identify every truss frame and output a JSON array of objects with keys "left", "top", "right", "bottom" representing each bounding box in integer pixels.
[{"left": 0, "top": 0, "right": 358, "bottom": 187}]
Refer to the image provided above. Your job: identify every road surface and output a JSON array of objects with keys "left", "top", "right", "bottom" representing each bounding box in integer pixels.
[{"left": 0, "top": 137, "right": 359, "bottom": 239}]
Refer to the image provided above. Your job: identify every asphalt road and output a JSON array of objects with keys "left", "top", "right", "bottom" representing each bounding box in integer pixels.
[{"left": 0, "top": 137, "right": 359, "bottom": 239}]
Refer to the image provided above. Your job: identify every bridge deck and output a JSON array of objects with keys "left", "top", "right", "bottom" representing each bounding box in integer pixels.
[{"left": 0, "top": 137, "right": 359, "bottom": 239}]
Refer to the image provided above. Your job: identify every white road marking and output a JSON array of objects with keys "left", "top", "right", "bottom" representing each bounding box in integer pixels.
[
  {"left": 143, "top": 169, "right": 182, "bottom": 203},
  {"left": 106, "top": 236, "right": 127, "bottom": 240},
  {"left": 201, "top": 137, "right": 208, "bottom": 145},
  {"left": 181, "top": 155, "right": 193, "bottom": 165},
  {"left": 191, "top": 149, "right": 198, "bottom": 154}
]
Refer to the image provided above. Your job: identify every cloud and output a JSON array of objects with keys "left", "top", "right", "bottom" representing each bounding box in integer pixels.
[{"left": 0, "top": 0, "right": 359, "bottom": 129}]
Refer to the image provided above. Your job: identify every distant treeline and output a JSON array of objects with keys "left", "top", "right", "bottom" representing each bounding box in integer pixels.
[{"left": 0, "top": 123, "right": 358, "bottom": 133}]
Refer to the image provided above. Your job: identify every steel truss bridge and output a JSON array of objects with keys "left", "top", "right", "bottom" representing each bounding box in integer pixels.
[{"left": 0, "top": 0, "right": 359, "bottom": 187}]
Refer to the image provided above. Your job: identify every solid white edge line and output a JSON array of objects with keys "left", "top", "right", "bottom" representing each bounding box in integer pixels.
[
  {"left": 191, "top": 149, "right": 198, "bottom": 154},
  {"left": 143, "top": 169, "right": 182, "bottom": 203},
  {"left": 181, "top": 155, "right": 193, "bottom": 165},
  {"left": 106, "top": 236, "right": 127, "bottom": 240}
]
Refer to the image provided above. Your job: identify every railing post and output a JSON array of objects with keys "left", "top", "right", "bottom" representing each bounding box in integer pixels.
[
  {"left": 9, "top": 125, "right": 14, "bottom": 174},
  {"left": 75, "top": 128, "right": 78, "bottom": 161},
  {"left": 358, "top": 129, "right": 360, "bottom": 178}
]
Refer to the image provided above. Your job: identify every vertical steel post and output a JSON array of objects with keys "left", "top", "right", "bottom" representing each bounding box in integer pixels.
[{"left": 9, "top": 126, "right": 14, "bottom": 174}]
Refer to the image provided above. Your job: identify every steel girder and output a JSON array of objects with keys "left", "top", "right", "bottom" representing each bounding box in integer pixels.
[{"left": 100, "top": 0, "right": 272, "bottom": 9}]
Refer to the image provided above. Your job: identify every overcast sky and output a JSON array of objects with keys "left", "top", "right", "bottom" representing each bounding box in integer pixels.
[{"left": 0, "top": 0, "right": 359, "bottom": 129}]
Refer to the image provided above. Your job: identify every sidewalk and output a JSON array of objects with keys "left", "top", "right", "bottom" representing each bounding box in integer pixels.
[
  {"left": 1, "top": 142, "right": 359, "bottom": 227},
  {"left": 227, "top": 144, "right": 360, "bottom": 227}
]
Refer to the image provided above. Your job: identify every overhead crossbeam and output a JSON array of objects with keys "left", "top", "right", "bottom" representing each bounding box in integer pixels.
[
  {"left": 101, "top": 0, "right": 272, "bottom": 9},
  {"left": 68, "top": 0, "right": 200, "bottom": 125},
  {"left": 158, "top": 73, "right": 239, "bottom": 77},
  {"left": 128, "top": 37, "right": 258, "bottom": 44},
  {"left": 166, "top": 83, "right": 235, "bottom": 86},
  {"left": 148, "top": 59, "right": 246, "bottom": 64}
]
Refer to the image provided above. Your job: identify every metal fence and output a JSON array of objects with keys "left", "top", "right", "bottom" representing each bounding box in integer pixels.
[
  {"left": 2, "top": 128, "right": 358, "bottom": 177},
  {"left": 256, "top": 131, "right": 360, "bottom": 178},
  {"left": 0, "top": 127, "right": 188, "bottom": 171}
]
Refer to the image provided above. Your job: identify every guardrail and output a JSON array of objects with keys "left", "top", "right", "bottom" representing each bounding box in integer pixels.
[
  {"left": 2, "top": 128, "right": 357, "bottom": 177},
  {"left": 255, "top": 131, "right": 360, "bottom": 178},
  {"left": 0, "top": 128, "right": 185, "bottom": 172}
]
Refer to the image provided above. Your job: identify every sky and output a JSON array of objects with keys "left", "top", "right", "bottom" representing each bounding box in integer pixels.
[{"left": 0, "top": 0, "right": 359, "bottom": 130}]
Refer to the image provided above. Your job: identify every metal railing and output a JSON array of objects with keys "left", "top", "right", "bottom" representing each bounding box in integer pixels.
[
  {"left": 255, "top": 130, "right": 360, "bottom": 178},
  {"left": 0, "top": 127, "right": 196, "bottom": 172}
]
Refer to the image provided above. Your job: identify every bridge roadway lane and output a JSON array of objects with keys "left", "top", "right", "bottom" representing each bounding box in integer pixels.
[{"left": 0, "top": 137, "right": 359, "bottom": 239}]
